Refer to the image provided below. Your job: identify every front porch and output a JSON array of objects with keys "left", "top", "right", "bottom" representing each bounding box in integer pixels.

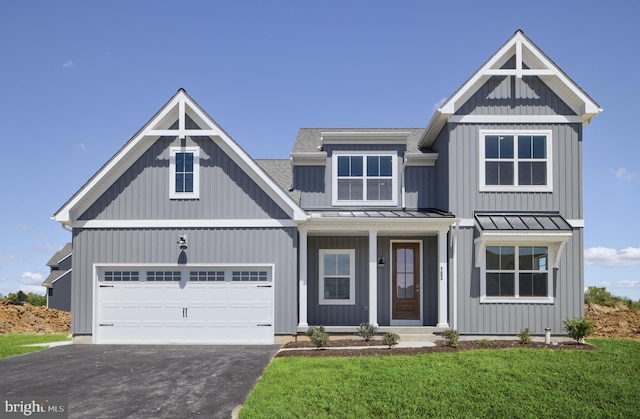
[{"left": 297, "top": 211, "right": 458, "bottom": 331}]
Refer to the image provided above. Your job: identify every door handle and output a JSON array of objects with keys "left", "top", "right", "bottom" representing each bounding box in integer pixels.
[
  {"left": 183, "top": 307, "right": 188, "bottom": 318},
  {"left": 416, "top": 284, "right": 420, "bottom": 294}
]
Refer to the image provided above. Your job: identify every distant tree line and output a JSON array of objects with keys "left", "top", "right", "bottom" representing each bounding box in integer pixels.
[
  {"left": 0, "top": 290, "right": 46, "bottom": 306},
  {"left": 585, "top": 286, "right": 640, "bottom": 310}
]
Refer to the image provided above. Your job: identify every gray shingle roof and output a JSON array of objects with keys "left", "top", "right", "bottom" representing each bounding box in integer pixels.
[
  {"left": 46, "top": 243, "right": 72, "bottom": 267},
  {"left": 42, "top": 269, "right": 71, "bottom": 288},
  {"left": 292, "top": 128, "right": 429, "bottom": 154},
  {"left": 255, "top": 159, "right": 301, "bottom": 204}
]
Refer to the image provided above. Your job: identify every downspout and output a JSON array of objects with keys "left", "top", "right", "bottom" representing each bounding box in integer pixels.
[
  {"left": 450, "top": 220, "right": 460, "bottom": 330},
  {"left": 401, "top": 155, "right": 407, "bottom": 209},
  {"left": 61, "top": 223, "right": 72, "bottom": 232}
]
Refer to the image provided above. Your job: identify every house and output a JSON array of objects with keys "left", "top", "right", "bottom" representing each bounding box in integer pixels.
[
  {"left": 42, "top": 243, "right": 72, "bottom": 311},
  {"left": 53, "top": 30, "right": 600, "bottom": 344}
]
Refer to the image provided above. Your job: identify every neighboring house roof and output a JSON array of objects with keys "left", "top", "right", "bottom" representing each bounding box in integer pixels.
[
  {"left": 42, "top": 269, "right": 71, "bottom": 288},
  {"left": 255, "top": 159, "right": 301, "bottom": 204},
  {"left": 475, "top": 212, "right": 572, "bottom": 231},
  {"left": 53, "top": 89, "right": 308, "bottom": 224},
  {"left": 292, "top": 128, "right": 429, "bottom": 154},
  {"left": 46, "top": 242, "right": 72, "bottom": 267},
  {"left": 420, "top": 30, "right": 603, "bottom": 147}
]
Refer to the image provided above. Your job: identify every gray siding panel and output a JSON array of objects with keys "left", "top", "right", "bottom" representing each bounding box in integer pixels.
[
  {"left": 81, "top": 136, "right": 290, "bottom": 220},
  {"left": 71, "top": 227, "right": 298, "bottom": 336},
  {"left": 447, "top": 123, "right": 582, "bottom": 219},
  {"left": 294, "top": 166, "right": 328, "bottom": 209},
  {"left": 456, "top": 75, "right": 576, "bottom": 116},
  {"left": 48, "top": 274, "right": 71, "bottom": 312},
  {"left": 404, "top": 167, "right": 436, "bottom": 210},
  {"left": 455, "top": 227, "right": 584, "bottom": 335}
]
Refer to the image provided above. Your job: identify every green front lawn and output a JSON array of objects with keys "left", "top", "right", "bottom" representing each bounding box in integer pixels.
[
  {"left": 0, "top": 334, "right": 70, "bottom": 360},
  {"left": 241, "top": 339, "right": 639, "bottom": 418}
]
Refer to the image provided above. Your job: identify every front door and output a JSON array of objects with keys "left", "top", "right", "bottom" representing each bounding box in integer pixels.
[{"left": 392, "top": 242, "right": 421, "bottom": 321}]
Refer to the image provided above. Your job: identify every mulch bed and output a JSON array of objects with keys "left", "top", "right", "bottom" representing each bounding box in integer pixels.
[{"left": 276, "top": 339, "right": 597, "bottom": 358}]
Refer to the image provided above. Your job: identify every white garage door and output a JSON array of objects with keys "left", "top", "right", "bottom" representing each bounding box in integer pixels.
[{"left": 95, "top": 267, "right": 274, "bottom": 344}]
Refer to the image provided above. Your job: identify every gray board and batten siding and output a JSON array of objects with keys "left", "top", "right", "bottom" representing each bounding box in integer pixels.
[
  {"left": 72, "top": 227, "right": 298, "bottom": 336},
  {"left": 71, "top": 128, "right": 300, "bottom": 337},
  {"left": 306, "top": 235, "right": 439, "bottom": 327},
  {"left": 46, "top": 271, "right": 71, "bottom": 312},
  {"left": 454, "top": 228, "right": 584, "bottom": 335}
]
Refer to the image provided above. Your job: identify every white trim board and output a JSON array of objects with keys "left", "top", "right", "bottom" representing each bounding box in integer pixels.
[{"left": 74, "top": 219, "right": 298, "bottom": 229}]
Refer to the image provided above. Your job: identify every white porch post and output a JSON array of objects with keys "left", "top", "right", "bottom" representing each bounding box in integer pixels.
[
  {"left": 437, "top": 227, "right": 450, "bottom": 328},
  {"left": 298, "top": 228, "right": 308, "bottom": 328},
  {"left": 368, "top": 230, "right": 379, "bottom": 327}
]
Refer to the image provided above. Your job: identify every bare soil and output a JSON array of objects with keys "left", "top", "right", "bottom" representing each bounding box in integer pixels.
[
  {"left": 585, "top": 302, "right": 640, "bottom": 341},
  {"left": 0, "top": 300, "right": 70, "bottom": 334}
]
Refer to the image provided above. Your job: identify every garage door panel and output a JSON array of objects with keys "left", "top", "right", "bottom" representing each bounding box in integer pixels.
[{"left": 96, "top": 268, "right": 274, "bottom": 344}]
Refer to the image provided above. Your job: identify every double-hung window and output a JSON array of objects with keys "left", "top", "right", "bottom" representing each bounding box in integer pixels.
[
  {"left": 319, "top": 249, "right": 355, "bottom": 305},
  {"left": 479, "top": 130, "right": 552, "bottom": 192},
  {"left": 170, "top": 147, "right": 200, "bottom": 199},
  {"left": 333, "top": 153, "right": 396, "bottom": 205},
  {"left": 482, "top": 245, "right": 551, "bottom": 302}
]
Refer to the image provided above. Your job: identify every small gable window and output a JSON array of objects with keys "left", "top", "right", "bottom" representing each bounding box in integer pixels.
[
  {"left": 333, "top": 153, "right": 396, "bottom": 205},
  {"left": 170, "top": 147, "right": 200, "bottom": 199},
  {"left": 479, "top": 130, "right": 552, "bottom": 192}
]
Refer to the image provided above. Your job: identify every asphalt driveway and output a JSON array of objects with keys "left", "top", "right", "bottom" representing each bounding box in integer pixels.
[{"left": 0, "top": 344, "right": 279, "bottom": 418}]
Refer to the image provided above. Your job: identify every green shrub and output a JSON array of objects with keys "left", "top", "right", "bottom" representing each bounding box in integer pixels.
[
  {"left": 382, "top": 332, "right": 400, "bottom": 348},
  {"left": 306, "top": 325, "right": 329, "bottom": 349},
  {"left": 518, "top": 328, "right": 532, "bottom": 344},
  {"left": 356, "top": 322, "right": 377, "bottom": 341},
  {"left": 478, "top": 339, "right": 490, "bottom": 346},
  {"left": 442, "top": 329, "right": 460, "bottom": 347},
  {"left": 563, "top": 317, "right": 595, "bottom": 343}
]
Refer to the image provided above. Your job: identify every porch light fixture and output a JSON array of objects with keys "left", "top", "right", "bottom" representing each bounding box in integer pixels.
[
  {"left": 177, "top": 235, "right": 188, "bottom": 250},
  {"left": 377, "top": 257, "right": 385, "bottom": 268}
]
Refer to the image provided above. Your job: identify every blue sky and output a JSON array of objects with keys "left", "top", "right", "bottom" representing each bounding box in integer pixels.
[{"left": 0, "top": 1, "right": 638, "bottom": 300}]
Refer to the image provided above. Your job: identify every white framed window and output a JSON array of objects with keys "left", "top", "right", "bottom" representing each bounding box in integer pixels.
[
  {"left": 170, "top": 147, "right": 200, "bottom": 199},
  {"left": 481, "top": 245, "right": 552, "bottom": 303},
  {"left": 319, "top": 249, "right": 355, "bottom": 305},
  {"left": 479, "top": 130, "right": 552, "bottom": 192},
  {"left": 332, "top": 152, "right": 397, "bottom": 205}
]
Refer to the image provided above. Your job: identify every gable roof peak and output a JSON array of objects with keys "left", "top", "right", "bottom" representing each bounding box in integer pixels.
[{"left": 420, "top": 30, "right": 602, "bottom": 147}]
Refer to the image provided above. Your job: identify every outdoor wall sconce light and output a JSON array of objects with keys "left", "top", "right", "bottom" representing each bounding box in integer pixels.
[
  {"left": 377, "top": 257, "right": 385, "bottom": 268},
  {"left": 177, "top": 235, "right": 188, "bottom": 250}
]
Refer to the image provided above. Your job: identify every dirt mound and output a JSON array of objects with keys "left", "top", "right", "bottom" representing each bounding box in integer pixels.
[
  {"left": 0, "top": 300, "right": 70, "bottom": 334},
  {"left": 585, "top": 303, "right": 640, "bottom": 341}
]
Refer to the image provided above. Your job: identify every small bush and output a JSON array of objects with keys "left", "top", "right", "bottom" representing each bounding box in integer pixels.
[
  {"left": 442, "top": 329, "right": 460, "bottom": 347},
  {"left": 382, "top": 332, "right": 400, "bottom": 348},
  {"left": 478, "top": 339, "right": 490, "bottom": 346},
  {"left": 563, "top": 317, "right": 594, "bottom": 343},
  {"left": 356, "top": 322, "right": 378, "bottom": 341},
  {"left": 518, "top": 328, "right": 532, "bottom": 344},
  {"left": 306, "top": 325, "right": 329, "bottom": 349}
]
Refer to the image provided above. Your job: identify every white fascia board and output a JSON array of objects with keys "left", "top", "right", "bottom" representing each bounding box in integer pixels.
[
  {"left": 300, "top": 217, "right": 458, "bottom": 232},
  {"left": 290, "top": 152, "right": 327, "bottom": 166},
  {"left": 477, "top": 231, "right": 573, "bottom": 242},
  {"left": 321, "top": 132, "right": 411, "bottom": 142},
  {"left": 73, "top": 219, "right": 299, "bottom": 229},
  {"left": 449, "top": 115, "right": 582, "bottom": 124},
  {"left": 404, "top": 153, "right": 438, "bottom": 166},
  {"left": 566, "top": 219, "right": 584, "bottom": 228}
]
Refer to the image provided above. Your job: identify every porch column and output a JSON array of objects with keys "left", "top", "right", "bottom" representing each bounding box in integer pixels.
[
  {"left": 368, "top": 230, "right": 379, "bottom": 327},
  {"left": 298, "top": 228, "right": 308, "bottom": 328},
  {"left": 437, "top": 227, "right": 450, "bottom": 328}
]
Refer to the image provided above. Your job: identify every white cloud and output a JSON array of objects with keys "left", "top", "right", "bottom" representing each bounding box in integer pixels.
[
  {"left": 75, "top": 142, "right": 88, "bottom": 151},
  {"left": 20, "top": 271, "right": 43, "bottom": 286},
  {"left": 610, "top": 167, "right": 637, "bottom": 181},
  {"left": 30, "top": 244, "right": 60, "bottom": 254},
  {"left": 585, "top": 246, "right": 640, "bottom": 267},
  {"left": 614, "top": 280, "right": 640, "bottom": 289},
  {"left": 0, "top": 254, "right": 16, "bottom": 261},
  {"left": 15, "top": 224, "right": 30, "bottom": 231},
  {"left": 63, "top": 60, "right": 76, "bottom": 69}
]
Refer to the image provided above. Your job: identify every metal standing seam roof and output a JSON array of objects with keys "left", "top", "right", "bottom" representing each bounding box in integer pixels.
[
  {"left": 475, "top": 213, "right": 572, "bottom": 231},
  {"left": 311, "top": 209, "right": 454, "bottom": 219}
]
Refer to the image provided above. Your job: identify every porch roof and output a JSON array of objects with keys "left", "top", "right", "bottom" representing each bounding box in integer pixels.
[
  {"left": 475, "top": 212, "right": 572, "bottom": 231},
  {"left": 309, "top": 209, "right": 454, "bottom": 219}
]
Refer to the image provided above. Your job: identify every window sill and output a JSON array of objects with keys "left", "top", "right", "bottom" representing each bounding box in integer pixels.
[
  {"left": 480, "top": 297, "right": 554, "bottom": 304},
  {"left": 319, "top": 300, "right": 355, "bottom": 306},
  {"left": 479, "top": 187, "right": 552, "bottom": 193}
]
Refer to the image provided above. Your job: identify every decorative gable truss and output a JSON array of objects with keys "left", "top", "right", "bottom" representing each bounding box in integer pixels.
[
  {"left": 53, "top": 89, "right": 308, "bottom": 225},
  {"left": 420, "top": 30, "right": 602, "bottom": 147}
]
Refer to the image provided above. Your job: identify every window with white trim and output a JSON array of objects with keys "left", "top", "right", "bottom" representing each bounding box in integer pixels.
[
  {"left": 333, "top": 153, "right": 396, "bottom": 205},
  {"left": 104, "top": 271, "right": 139, "bottom": 282},
  {"left": 319, "top": 249, "right": 355, "bottom": 305},
  {"left": 479, "top": 130, "right": 552, "bottom": 192},
  {"left": 482, "top": 245, "right": 551, "bottom": 301},
  {"left": 170, "top": 147, "right": 200, "bottom": 199}
]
